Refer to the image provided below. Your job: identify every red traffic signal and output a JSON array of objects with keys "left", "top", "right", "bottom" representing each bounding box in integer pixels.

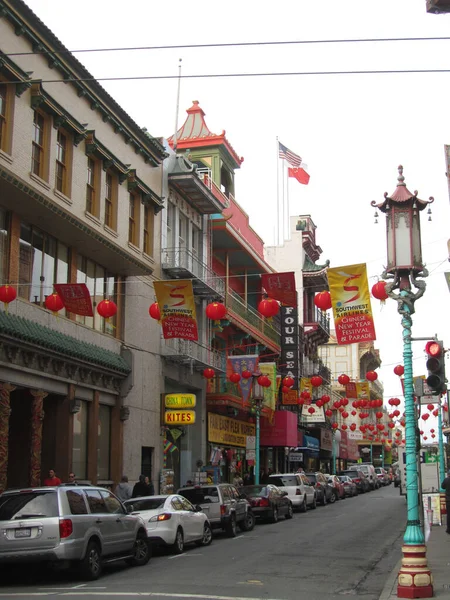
[{"left": 425, "top": 340, "right": 446, "bottom": 395}]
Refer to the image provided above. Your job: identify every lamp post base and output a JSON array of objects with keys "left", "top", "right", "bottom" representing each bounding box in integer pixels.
[{"left": 397, "top": 544, "right": 433, "bottom": 598}]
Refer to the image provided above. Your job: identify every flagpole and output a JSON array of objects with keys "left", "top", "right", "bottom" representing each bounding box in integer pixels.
[
  {"left": 281, "top": 161, "right": 285, "bottom": 243},
  {"left": 173, "top": 58, "right": 182, "bottom": 152},
  {"left": 286, "top": 166, "right": 290, "bottom": 241},
  {"left": 276, "top": 137, "right": 279, "bottom": 245}
]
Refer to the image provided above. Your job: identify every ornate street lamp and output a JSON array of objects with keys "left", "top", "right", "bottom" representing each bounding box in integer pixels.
[
  {"left": 331, "top": 428, "right": 341, "bottom": 475},
  {"left": 371, "top": 165, "right": 434, "bottom": 598},
  {"left": 251, "top": 373, "right": 265, "bottom": 485}
]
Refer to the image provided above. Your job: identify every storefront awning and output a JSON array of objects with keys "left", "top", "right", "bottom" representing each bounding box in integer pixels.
[{"left": 260, "top": 410, "right": 298, "bottom": 447}]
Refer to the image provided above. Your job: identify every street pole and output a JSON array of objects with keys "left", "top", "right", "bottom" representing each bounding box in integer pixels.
[
  {"left": 332, "top": 432, "right": 336, "bottom": 475},
  {"left": 255, "top": 402, "right": 260, "bottom": 485},
  {"left": 438, "top": 397, "right": 446, "bottom": 491}
]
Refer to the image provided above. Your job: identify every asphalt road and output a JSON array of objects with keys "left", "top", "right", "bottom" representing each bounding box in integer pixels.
[{"left": 0, "top": 484, "right": 406, "bottom": 600}]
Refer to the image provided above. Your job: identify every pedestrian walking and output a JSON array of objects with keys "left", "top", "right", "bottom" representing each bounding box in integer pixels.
[
  {"left": 441, "top": 469, "right": 450, "bottom": 533},
  {"left": 144, "top": 475, "right": 155, "bottom": 495},
  {"left": 132, "top": 474, "right": 152, "bottom": 498},
  {"left": 115, "top": 475, "right": 132, "bottom": 501},
  {"left": 67, "top": 472, "right": 77, "bottom": 484},
  {"left": 43, "top": 469, "right": 61, "bottom": 486}
]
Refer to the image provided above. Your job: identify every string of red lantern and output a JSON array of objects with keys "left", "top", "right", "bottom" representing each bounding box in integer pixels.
[
  {"left": 314, "top": 291, "right": 332, "bottom": 311},
  {"left": 257, "top": 298, "right": 280, "bottom": 319},
  {"left": 97, "top": 299, "right": 117, "bottom": 320}
]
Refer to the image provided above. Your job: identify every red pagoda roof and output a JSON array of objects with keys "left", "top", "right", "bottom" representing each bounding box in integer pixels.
[
  {"left": 168, "top": 101, "right": 244, "bottom": 168},
  {"left": 371, "top": 165, "right": 433, "bottom": 212}
]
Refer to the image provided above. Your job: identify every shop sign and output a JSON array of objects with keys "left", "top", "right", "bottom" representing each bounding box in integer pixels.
[
  {"left": 289, "top": 453, "right": 304, "bottom": 462},
  {"left": 303, "top": 435, "right": 320, "bottom": 451},
  {"left": 301, "top": 404, "right": 325, "bottom": 423},
  {"left": 320, "top": 429, "right": 333, "bottom": 451},
  {"left": 164, "top": 393, "right": 196, "bottom": 409},
  {"left": 164, "top": 410, "right": 196, "bottom": 425},
  {"left": 280, "top": 306, "right": 300, "bottom": 391},
  {"left": 208, "top": 413, "right": 255, "bottom": 447}
]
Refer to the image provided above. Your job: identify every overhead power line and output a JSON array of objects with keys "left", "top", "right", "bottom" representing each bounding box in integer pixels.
[
  {"left": 5, "top": 36, "right": 450, "bottom": 57},
  {"left": 7, "top": 68, "right": 450, "bottom": 86}
]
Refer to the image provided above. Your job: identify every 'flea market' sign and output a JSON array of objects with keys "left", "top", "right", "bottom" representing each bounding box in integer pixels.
[
  {"left": 208, "top": 413, "right": 255, "bottom": 448},
  {"left": 164, "top": 393, "right": 196, "bottom": 409}
]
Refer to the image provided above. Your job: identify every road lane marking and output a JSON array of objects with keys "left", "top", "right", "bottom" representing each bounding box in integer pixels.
[
  {"left": 57, "top": 594, "right": 288, "bottom": 599},
  {"left": 168, "top": 553, "right": 203, "bottom": 559}
]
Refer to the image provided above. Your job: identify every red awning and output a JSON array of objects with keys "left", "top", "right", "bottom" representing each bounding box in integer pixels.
[{"left": 260, "top": 410, "right": 298, "bottom": 447}]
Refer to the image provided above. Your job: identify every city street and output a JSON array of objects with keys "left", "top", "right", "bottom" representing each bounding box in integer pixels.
[{"left": 0, "top": 485, "right": 405, "bottom": 600}]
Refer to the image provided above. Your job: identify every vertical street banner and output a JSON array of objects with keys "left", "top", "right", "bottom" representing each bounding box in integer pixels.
[
  {"left": 153, "top": 280, "right": 198, "bottom": 341},
  {"left": 280, "top": 306, "right": 300, "bottom": 390},
  {"left": 356, "top": 381, "right": 370, "bottom": 400},
  {"left": 328, "top": 263, "right": 376, "bottom": 345},
  {"left": 345, "top": 382, "right": 357, "bottom": 399},
  {"left": 228, "top": 355, "right": 259, "bottom": 403},
  {"left": 259, "top": 362, "right": 277, "bottom": 415},
  {"left": 261, "top": 272, "right": 297, "bottom": 307},
  {"left": 300, "top": 377, "right": 313, "bottom": 395}
]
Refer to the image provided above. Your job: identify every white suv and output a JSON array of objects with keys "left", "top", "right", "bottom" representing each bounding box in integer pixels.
[
  {"left": 267, "top": 473, "right": 316, "bottom": 511},
  {"left": 349, "top": 464, "right": 380, "bottom": 490}
]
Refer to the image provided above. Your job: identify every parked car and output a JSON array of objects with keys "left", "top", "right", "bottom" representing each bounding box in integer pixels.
[
  {"left": 325, "top": 474, "right": 346, "bottom": 500},
  {"left": 348, "top": 464, "right": 379, "bottom": 490},
  {"left": 241, "top": 484, "right": 293, "bottom": 522},
  {"left": 375, "top": 467, "right": 390, "bottom": 486},
  {"left": 338, "top": 475, "right": 358, "bottom": 497},
  {"left": 0, "top": 485, "right": 150, "bottom": 580},
  {"left": 339, "top": 470, "right": 370, "bottom": 494},
  {"left": 123, "top": 494, "right": 212, "bottom": 554},
  {"left": 305, "top": 472, "right": 334, "bottom": 505},
  {"left": 267, "top": 473, "right": 316, "bottom": 511},
  {"left": 177, "top": 484, "right": 254, "bottom": 537}
]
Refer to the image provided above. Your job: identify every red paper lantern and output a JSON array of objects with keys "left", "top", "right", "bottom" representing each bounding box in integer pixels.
[
  {"left": 366, "top": 370, "right": 378, "bottom": 382},
  {"left": 338, "top": 374, "right": 350, "bottom": 386},
  {"left": 351, "top": 410, "right": 357, "bottom": 416},
  {"left": 341, "top": 424, "right": 348, "bottom": 430},
  {"left": 375, "top": 411, "right": 383, "bottom": 420},
  {"left": 393, "top": 365, "right": 404, "bottom": 376},
  {"left": 149, "top": 302, "right": 161, "bottom": 321},
  {"left": 341, "top": 398, "right": 349, "bottom": 406},
  {"left": 443, "top": 405, "right": 448, "bottom": 412},
  {"left": 45, "top": 292, "right": 64, "bottom": 314},
  {"left": 281, "top": 386, "right": 291, "bottom": 394},
  {"left": 242, "top": 370, "right": 252, "bottom": 380},
  {"left": 342, "top": 411, "right": 349, "bottom": 419},
  {"left": 258, "top": 375, "right": 271, "bottom": 388},
  {"left": 311, "top": 375, "right": 323, "bottom": 387},
  {"left": 350, "top": 423, "right": 356, "bottom": 431},
  {"left": 283, "top": 376, "right": 295, "bottom": 388},
  {"left": 308, "top": 406, "right": 315, "bottom": 414},
  {"left": 316, "top": 399, "right": 323, "bottom": 408},
  {"left": 0, "top": 284, "right": 16, "bottom": 309},
  {"left": 97, "top": 299, "right": 117, "bottom": 320},
  {"left": 433, "top": 409, "right": 439, "bottom": 417},
  {"left": 393, "top": 410, "right": 400, "bottom": 417},
  {"left": 257, "top": 298, "right": 280, "bottom": 319},
  {"left": 371, "top": 280, "right": 388, "bottom": 301},
  {"left": 430, "top": 428, "right": 435, "bottom": 434},
  {"left": 321, "top": 394, "right": 330, "bottom": 404},
  {"left": 388, "top": 422, "right": 395, "bottom": 429},
  {"left": 331, "top": 422, "right": 339, "bottom": 430},
  {"left": 427, "top": 403, "right": 434, "bottom": 412},
  {"left": 203, "top": 368, "right": 215, "bottom": 379},
  {"left": 229, "top": 372, "right": 241, "bottom": 384},
  {"left": 205, "top": 302, "right": 227, "bottom": 322},
  {"left": 377, "top": 423, "right": 385, "bottom": 431},
  {"left": 421, "top": 413, "right": 430, "bottom": 421},
  {"left": 314, "top": 291, "right": 332, "bottom": 311},
  {"left": 325, "top": 409, "right": 333, "bottom": 417}
]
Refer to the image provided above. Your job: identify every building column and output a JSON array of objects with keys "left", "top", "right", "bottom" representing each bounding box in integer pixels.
[
  {"left": 110, "top": 399, "right": 125, "bottom": 488},
  {"left": 55, "top": 385, "right": 75, "bottom": 482},
  {"left": 87, "top": 391, "right": 100, "bottom": 484},
  {"left": 0, "top": 382, "right": 16, "bottom": 493},
  {"left": 29, "top": 390, "right": 48, "bottom": 486}
]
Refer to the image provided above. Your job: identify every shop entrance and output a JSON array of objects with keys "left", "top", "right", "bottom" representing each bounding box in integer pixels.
[{"left": 7, "top": 389, "right": 31, "bottom": 488}]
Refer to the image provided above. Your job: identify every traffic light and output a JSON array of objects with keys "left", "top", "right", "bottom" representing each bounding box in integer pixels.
[{"left": 425, "top": 340, "right": 447, "bottom": 395}]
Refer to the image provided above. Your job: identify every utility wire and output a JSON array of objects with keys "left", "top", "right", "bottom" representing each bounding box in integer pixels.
[{"left": 5, "top": 36, "right": 450, "bottom": 57}]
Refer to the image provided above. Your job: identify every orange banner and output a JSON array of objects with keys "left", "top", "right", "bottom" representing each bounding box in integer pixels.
[
  {"left": 154, "top": 280, "right": 198, "bottom": 341},
  {"left": 328, "top": 263, "right": 376, "bottom": 345}
]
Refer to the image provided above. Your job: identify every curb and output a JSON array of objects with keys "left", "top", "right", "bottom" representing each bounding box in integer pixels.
[{"left": 378, "top": 558, "right": 402, "bottom": 600}]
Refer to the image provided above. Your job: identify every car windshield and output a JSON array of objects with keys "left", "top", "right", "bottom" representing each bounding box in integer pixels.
[
  {"left": 268, "top": 476, "right": 297, "bottom": 487},
  {"left": 305, "top": 474, "right": 316, "bottom": 484},
  {"left": 125, "top": 497, "right": 166, "bottom": 511},
  {"left": 340, "top": 471, "right": 357, "bottom": 477},
  {"left": 178, "top": 487, "right": 219, "bottom": 504},
  {"left": 241, "top": 485, "right": 268, "bottom": 497},
  {"left": 0, "top": 491, "right": 59, "bottom": 520}
]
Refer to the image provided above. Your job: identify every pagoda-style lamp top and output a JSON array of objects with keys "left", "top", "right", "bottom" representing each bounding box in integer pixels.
[{"left": 371, "top": 165, "right": 433, "bottom": 277}]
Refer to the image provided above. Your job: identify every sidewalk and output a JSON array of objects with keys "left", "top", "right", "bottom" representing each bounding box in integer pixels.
[{"left": 379, "top": 524, "right": 450, "bottom": 599}]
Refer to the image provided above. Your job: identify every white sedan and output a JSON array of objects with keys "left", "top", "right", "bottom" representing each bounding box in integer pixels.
[{"left": 123, "top": 494, "right": 212, "bottom": 554}]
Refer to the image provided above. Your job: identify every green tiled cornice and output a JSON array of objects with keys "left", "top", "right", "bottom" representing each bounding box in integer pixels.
[
  {"left": 303, "top": 255, "right": 330, "bottom": 273},
  {"left": 0, "top": 311, "right": 130, "bottom": 375}
]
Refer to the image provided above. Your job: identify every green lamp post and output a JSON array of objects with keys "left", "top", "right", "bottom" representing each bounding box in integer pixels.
[{"left": 371, "top": 165, "right": 434, "bottom": 598}]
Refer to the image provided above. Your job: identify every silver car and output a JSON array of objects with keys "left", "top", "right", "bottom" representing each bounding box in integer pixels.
[{"left": 0, "top": 485, "right": 150, "bottom": 580}]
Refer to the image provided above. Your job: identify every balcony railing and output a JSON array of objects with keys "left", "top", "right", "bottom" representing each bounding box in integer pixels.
[
  {"left": 225, "top": 289, "right": 280, "bottom": 347},
  {"left": 302, "top": 357, "right": 331, "bottom": 384},
  {"left": 196, "top": 168, "right": 230, "bottom": 210},
  {"left": 370, "top": 378, "right": 384, "bottom": 398},
  {"left": 161, "top": 337, "right": 226, "bottom": 372},
  {"left": 304, "top": 306, "right": 330, "bottom": 335},
  {"left": 162, "top": 247, "right": 225, "bottom": 298}
]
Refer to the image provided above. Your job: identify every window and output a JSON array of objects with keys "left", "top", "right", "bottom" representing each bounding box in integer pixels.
[
  {"left": 72, "top": 400, "right": 88, "bottom": 479},
  {"left": 166, "top": 202, "right": 175, "bottom": 248},
  {"left": 179, "top": 212, "right": 188, "bottom": 251},
  {"left": 55, "top": 130, "right": 68, "bottom": 194},
  {"left": 0, "top": 83, "right": 8, "bottom": 152},
  {"left": 86, "top": 156, "right": 100, "bottom": 216},
  {"left": 171, "top": 497, "right": 184, "bottom": 511},
  {"left": 18, "top": 222, "right": 69, "bottom": 304},
  {"left": 143, "top": 204, "right": 154, "bottom": 256},
  {"left": 99, "top": 490, "right": 123, "bottom": 514},
  {"left": 128, "top": 192, "right": 140, "bottom": 246},
  {"left": 32, "top": 110, "right": 46, "bottom": 178},
  {"left": 191, "top": 225, "right": 201, "bottom": 259},
  {"left": 104, "top": 172, "right": 117, "bottom": 230},
  {"left": 0, "top": 491, "right": 58, "bottom": 520},
  {"left": 66, "top": 489, "right": 88, "bottom": 515},
  {"left": 76, "top": 255, "right": 116, "bottom": 335},
  {"left": 97, "top": 405, "right": 111, "bottom": 480},
  {"left": 179, "top": 497, "right": 194, "bottom": 511},
  {"left": 85, "top": 489, "right": 107, "bottom": 514}
]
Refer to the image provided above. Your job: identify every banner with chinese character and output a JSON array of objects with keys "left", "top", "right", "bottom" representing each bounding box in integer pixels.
[
  {"left": 328, "top": 263, "right": 376, "bottom": 345},
  {"left": 259, "top": 362, "right": 277, "bottom": 415},
  {"left": 261, "top": 272, "right": 297, "bottom": 307},
  {"left": 153, "top": 280, "right": 198, "bottom": 341},
  {"left": 54, "top": 283, "right": 94, "bottom": 316},
  {"left": 227, "top": 355, "right": 259, "bottom": 403},
  {"left": 346, "top": 382, "right": 357, "bottom": 399}
]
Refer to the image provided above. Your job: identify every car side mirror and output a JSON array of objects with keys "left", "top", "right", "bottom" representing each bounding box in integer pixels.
[
  {"left": 126, "top": 504, "right": 134, "bottom": 514},
  {"left": 195, "top": 504, "right": 203, "bottom": 512}
]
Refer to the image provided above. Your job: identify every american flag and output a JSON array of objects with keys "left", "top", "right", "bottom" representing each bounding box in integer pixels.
[{"left": 278, "top": 142, "right": 302, "bottom": 167}]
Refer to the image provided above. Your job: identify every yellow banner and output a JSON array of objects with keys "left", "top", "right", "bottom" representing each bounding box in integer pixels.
[
  {"left": 153, "top": 280, "right": 198, "bottom": 341},
  {"left": 208, "top": 413, "right": 255, "bottom": 447},
  {"left": 300, "top": 378, "right": 312, "bottom": 395},
  {"left": 259, "top": 362, "right": 277, "bottom": 412},
  {"left": 356, "top": 382, "right": 370, "bottom": 399},
  {"left": 328, "top": 263, "right": 376, "bottom": 345}
]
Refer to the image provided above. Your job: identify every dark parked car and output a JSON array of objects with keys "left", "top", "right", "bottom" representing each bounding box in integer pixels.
[
  {"left": 339, "top": 470, "right": 370, "bottom": 494},
  {"left": 241, "top": 484, "right": 293, "bottom": 522},
  {"left": 305, "top": 473, "right": 334, "bottom": 505}
]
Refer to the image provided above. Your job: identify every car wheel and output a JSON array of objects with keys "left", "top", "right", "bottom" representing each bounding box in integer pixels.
[
  {"left": 79, "top": 541, "right": 102, "bottom": 581},
  {"left": 226, "top": 514, "right": 237, "bottom": 537},
  {"left": 239, "top": 511, "right": 255, "bottom": 532},
  {"left": 300, "top": 496, "right": 307, "bottom": 513},
  {"left": 285, "top": 503, "right": 294, "bottom": 519},
  {"left": 171, "top": 528, "right": 184, "bottom": 554},
  {"left": 126, "top": 532, "right": 151, "bottom": 566},
  {"left": 311, "top": 494, "right": 317, "bottom": 509},
  {"left": 196, "top": 522, "right": 213, "bottom": 546},
  {"left": 329, "top": 491, "right": 336, "bottom": 504},
  {"left": 271, "top": 506, "right": 279, "bottom": 523}
]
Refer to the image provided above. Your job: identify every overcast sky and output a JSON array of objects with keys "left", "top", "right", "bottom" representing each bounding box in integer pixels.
[{"left": 22, "top": 0, "right": 450, "bottom": 437}]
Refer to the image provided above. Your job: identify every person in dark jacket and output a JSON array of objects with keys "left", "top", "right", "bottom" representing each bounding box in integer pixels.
[
  {"left": 441, "top": 469, "right": 450, "bottom": 533},
  {"left": 132, "top": 474, "right": 152, "bottom": 498}
]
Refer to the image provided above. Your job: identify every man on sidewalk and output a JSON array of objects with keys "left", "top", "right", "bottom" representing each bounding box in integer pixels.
[{"left": 441, "top": 469, "right": 450, "bottom": 533}]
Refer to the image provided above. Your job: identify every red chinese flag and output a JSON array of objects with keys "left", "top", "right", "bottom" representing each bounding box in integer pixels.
[{"left": 288, "top": 165, "right": 310, "bottom": 185}]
